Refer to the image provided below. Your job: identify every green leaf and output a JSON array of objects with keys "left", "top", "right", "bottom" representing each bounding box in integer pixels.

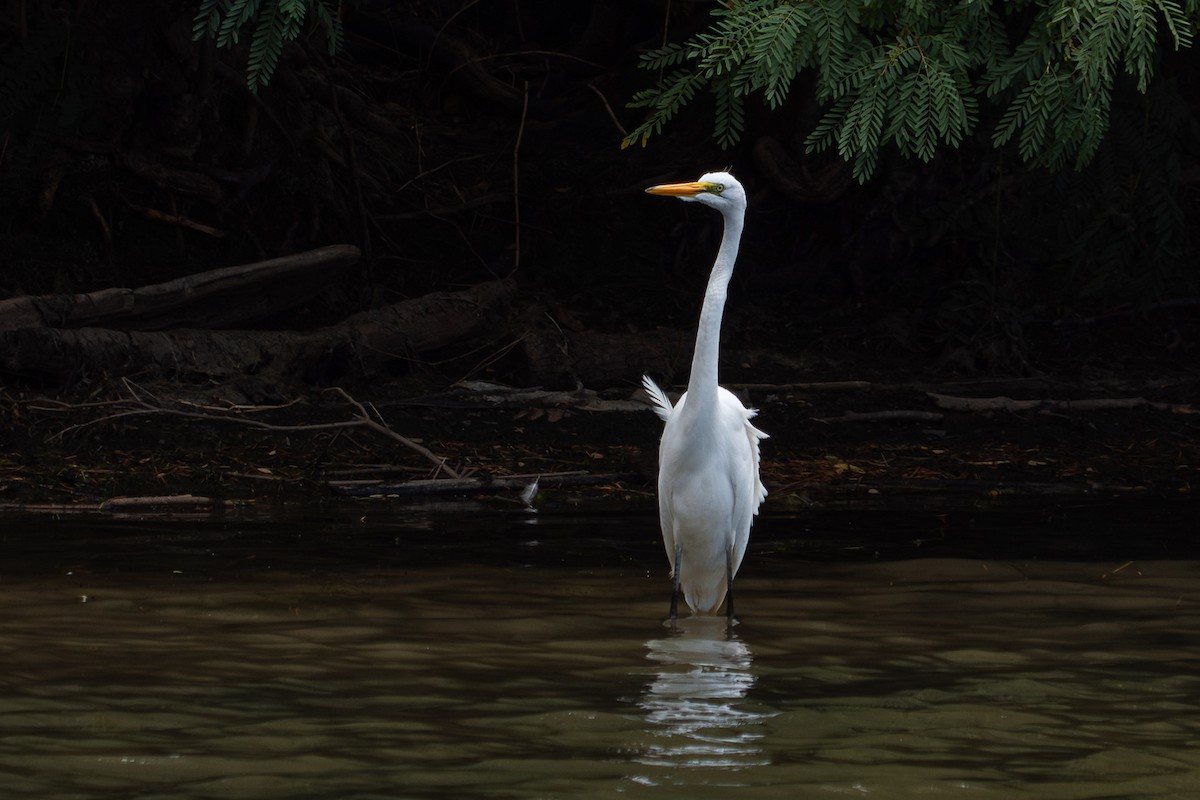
[
  {"left": 624, "top": 0, "right": 1194, "bottom": 176},
  {"left": 713, "top": 79, "right": 746, "bottom": 149},
  {"left": 192, "top": 0, "right": 344, "bottom": 90},
  {"left": 217, "top": 0, "right": 260, "bottom": 49}
]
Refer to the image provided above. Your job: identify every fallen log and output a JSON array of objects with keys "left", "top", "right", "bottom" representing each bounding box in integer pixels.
[
  {"left": 0, "top": 278, "right": 516, "bottom": 385},
  {"left": 0, "top": 245, "right": 361, "bottom": 331},
  {"left": 928, "top": 393, "right": 1200, "bottom": 415},
  {"left": 97, "top": 494, "right": 233, "bottom": 512}
]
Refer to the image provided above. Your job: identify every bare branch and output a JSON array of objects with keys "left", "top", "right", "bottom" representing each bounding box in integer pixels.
[
  {"left": 40, "top": 383, "right": 462, "bottom": 478},
  {"left": 326, "top": 387, "right": 460, "bottom": 477}
]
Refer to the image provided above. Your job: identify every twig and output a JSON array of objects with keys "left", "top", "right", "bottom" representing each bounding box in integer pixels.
[
  {"left": 29, "top": 398, "right": 136, "bottom": 412},
  {"left": 376, "top": 192, "right": 509, "bottom": 221},
  {"left": 213, "top": 61, "right": 297, "bottom": 152},
  {"left": 512, "top": 80, "right": 529, "bottom": 272},
  {"left": 129, "top": 204, "right": 226, "bottom": 238},
  {"left": 178, "top": 397, "right": 303, "bottom": 414},
  {"left": 326, "top": 387, "right": 460, "bottom": 477},
  {"left": 1103, "top": 560, "right": 1136, "bottom": 579},
  {"left": 586, "top": 83, "right": 628, "bottom": 137},
  {"left": 87, "top": 196, "right": 111, "bottom": 242},
  {"left": 395, "top": 153, "right": 489, "bottom": 195},
  {"left": 433, "top": 0, "right": 484, "bottom": 56},
  {"left": 326, "top": 57, "right": 373, "bottom": 263},
  {"left": 40, "top": 381, "right": 461, "bottom": 478},
  {"left": 47, "top": 401, "right": 361, "bottom": 442}
]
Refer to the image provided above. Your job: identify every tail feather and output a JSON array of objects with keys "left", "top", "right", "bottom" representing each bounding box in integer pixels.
[{"left": 641, "top": 375, "right": 673, "bottom": 422}]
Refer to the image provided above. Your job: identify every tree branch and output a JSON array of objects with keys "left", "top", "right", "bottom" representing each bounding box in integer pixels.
[{"left": 40, "top": 379, "right": 461, "bottom": 478}]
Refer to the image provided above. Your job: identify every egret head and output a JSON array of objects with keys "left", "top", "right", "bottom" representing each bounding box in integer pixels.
[{"left": 645, "top": 171, "right": 745, "bottom": 215}]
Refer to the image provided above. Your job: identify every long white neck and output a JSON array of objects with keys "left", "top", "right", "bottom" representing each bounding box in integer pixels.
[{"left": 685, "top": 205, "right": 744, "bottom": 411}]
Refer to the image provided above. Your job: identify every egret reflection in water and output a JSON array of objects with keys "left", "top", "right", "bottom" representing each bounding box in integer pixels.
[{"left": 637, "top": 617, "right": 774, "bottom": 771}]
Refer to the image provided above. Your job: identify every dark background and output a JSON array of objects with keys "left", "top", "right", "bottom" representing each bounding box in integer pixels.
[
  {"left": 2, "top": 1, "right": 1197, "bottom": 388},
  {"left": 0, "top": 1, "right": 1197, "bottom": 520}
]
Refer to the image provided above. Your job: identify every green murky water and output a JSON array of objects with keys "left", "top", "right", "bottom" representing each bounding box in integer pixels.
[{"left": 2, "top": 501, "right": 1198, "bottom": 798}]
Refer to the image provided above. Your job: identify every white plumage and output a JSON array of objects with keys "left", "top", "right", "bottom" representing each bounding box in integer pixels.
[{"left": 642, "top": 172, "right": 767, "bottom": 617}]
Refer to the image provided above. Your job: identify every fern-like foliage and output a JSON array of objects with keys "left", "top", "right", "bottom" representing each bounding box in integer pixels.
[
  {"left": 192, "top": 0, "right": 345, "bottom": 92},
  {"left": 625, "top": 0, "right": 1197, "bottom": 180}
]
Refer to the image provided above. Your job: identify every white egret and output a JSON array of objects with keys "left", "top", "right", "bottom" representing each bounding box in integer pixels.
[{"left": 641, "top": 171, "right": 767, "bottom": 619}]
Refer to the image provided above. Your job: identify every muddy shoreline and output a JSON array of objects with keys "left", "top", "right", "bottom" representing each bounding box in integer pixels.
[{"left": 2, "top": 367, "right": 1195, "bottom": 515}]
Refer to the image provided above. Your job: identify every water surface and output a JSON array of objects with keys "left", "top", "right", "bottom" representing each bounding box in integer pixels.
[{"left": 2, "top": 501, "right": 1198, "bottom": 798}]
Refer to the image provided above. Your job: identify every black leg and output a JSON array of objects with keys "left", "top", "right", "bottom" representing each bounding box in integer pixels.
[
  {"left": 669, "top": 541, "right": 682, "bottom": 620},
  {"left": 725, "top": 546, "right": 737, "bottom": 622}
]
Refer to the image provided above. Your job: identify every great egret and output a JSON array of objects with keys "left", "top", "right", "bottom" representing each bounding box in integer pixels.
[{"left": 641, "top": 171, "right": 767, "bottom": 619}]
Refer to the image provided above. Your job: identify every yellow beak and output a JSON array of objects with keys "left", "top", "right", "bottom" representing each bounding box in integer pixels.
[{"left": 645, "top": 181, "right": 709, "bottom": 197}]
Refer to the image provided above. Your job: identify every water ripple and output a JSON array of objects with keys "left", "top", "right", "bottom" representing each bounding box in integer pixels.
[{"left": 2, "top": 544, "right": 1200, "bottom": 798}]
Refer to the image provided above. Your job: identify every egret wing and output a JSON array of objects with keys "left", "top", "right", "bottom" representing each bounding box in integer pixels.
[{"left": 716, "top": 387, "right": 768, "bottom": 578}]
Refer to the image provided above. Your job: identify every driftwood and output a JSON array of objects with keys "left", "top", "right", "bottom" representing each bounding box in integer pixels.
[
  {"left": 0, "top": 245, "right": 361, "bottom": 331},
  {"left": 0, "top": 495, "right": 241, "bottom": 516},
  {"left": 1, "top": 278, "right": 516, "bottom": 384},
  {"left": 328, "top": 470, "right": 638, "bottom": 497},
  {"left": 929, "top": 393, "right": 1200, "bottom": 415},
  {"left": 97, "top": 494, "right": 234, "bottom": 512}
]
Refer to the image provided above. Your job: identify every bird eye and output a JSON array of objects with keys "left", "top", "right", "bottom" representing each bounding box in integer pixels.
[{"left": 712, "top": 183, "right": 724, "bottom": 194}]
